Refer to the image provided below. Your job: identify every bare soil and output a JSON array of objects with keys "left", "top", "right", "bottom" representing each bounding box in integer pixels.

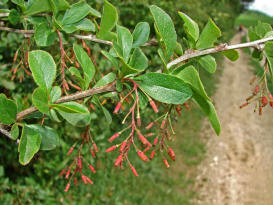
[{"left": 194, "top": 34, "right": 273, "bottom": 205}]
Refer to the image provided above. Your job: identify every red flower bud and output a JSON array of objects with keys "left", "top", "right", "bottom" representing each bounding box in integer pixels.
[
  {"left": 67, "top": 144, "right": 75, "bottom": 156},
  {"left": 149, "top": 100, "right": 158, "bottom": 113},
  {"left": 261, "top": 96, "right": 268, "bottom": 107},
  {"left": 153, "top": 137, "right": 158, "bottom": 146},
  {"left": 137, "top": 151, "right": 149, "bottom": 162},
  {"left": 161, "top": 119, "right": 166, "bottom": 129},
  {"left": 108, "top": 132, "right": 120, "bottom": 143},
  {"left": 176, "top": 105, "right": 181, "bottom": 116},
  {"left": 90, "top": 103, "right": 96, "bottom": 111},
  {"left": 239, "top": 102, "right": 248, "bottom": 109},
  {"left": 150, "top": 150, "right": 156, "bottom": 160},
  {"left": 81, "top": 175, "right": 87, "bottom": 184},
  {"left": 75, "top": 61, "right": 80, "bottom": 68},
  {"left": 93, "top": 143, "right": 98, "bottom": 153},
  {"left": 105, "top": 145, "right": 117, "bottom": 153},
  {"left": 143, "top": 145, "right": 151, "bottom": 153},
  {"left": 85, "top": 177, "right": 94, "bottom": 185},
  {"left": 146, "top": 122, "right": 154, "bottom": 130},
  {"left": 114, "top": 154, "right": 123, "bottom": 167},
  {"left": 163, "top": 158, "right": 170, "bottom": 168},
  {"left": 184, "top": 102, "right": 190, "bottom": 110},
  {"left": 64, "top": 183, "right": 70, "bottom": 192},
  {"left": 88, "top": 164, "right": 96, "bottom": 173},
  {"left": 59, "top": 168, "right": 67, "bottom": 177},
  {"left": 259, "top": 106, "right": 263, "bottom": 115},
  {"left": 130, "top": 165, "right": 138, "bottom": 177},
  {"left": 90, "top": 149, "right": 96, "bottom": 158},
  {"left": 168, "top": 147, "right": 175, "bottom": 161},
  {"left": 253, "top": 85, "right": 259, "bottom": 95},
  {"left": 65, "top": 168, "right": 71, "bottom": 179},
  {"left": 137, "top": 130, "right": 152, "bottom": 147},
  {"left": 119, "top": 141, "right": 127, "bottom": 152},
  {"left": 114, "top": 102, "right": 122, "bottom": 114}
]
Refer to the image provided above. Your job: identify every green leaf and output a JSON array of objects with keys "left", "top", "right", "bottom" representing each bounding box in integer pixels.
[
  {"left": 178, "top": 11, "right": 199, "bottom": 42},
  {"left": 11, "top": 124, "right": 19, "bottom": 140},
  {"left": 132, "top": 22, "right": 150, "bottom": 48},
  {"left": 175, "top": 65, "right": 210, "bottom": 101},
  {"left": 55, "top": 102, "right": 91, "bottom": 127},
  {"left": 0, "top": 94, "right": 17, "bottom": 125},
  {"left": 74, "top": 18, "right": 95, "bottom": 32},
  {"left": 98, "top": 0, "right": 118, "bottom": 41},
  {"left": 8, "top": 9, "right": 20, "bottom": 25},
  {"left": 174, "top": 42, "right": 183, "bottom": 56},
  {"left": 196, "top": 18, "right": 221, "bottom": 50},
  {"left": 24, "top": 0, "right": 51, "bottom": 16},
  {"left": 19, "top": 125, "right": 41, "bottom": 165},
  {"left": 135, "top": 73, "right": 192, "bottom": 104},
  {"left": 73, "top": 44, "right": 95, "bottom": 89},
  {"left": 61, "top": 1, "right": 91, "bottom": 25},
  {"left": 157, "top": 48, "right": 168, "bottom": 73},
  {"left": 198, "top": 55, "right": 216, "bottom": 73},
  {"left": 94, "top": 72, "right": 116, "bottom": 88},
  {"left": 48, "top": 0, "right": 69, "bottom": 15},
  {"left": 117, "top": 25, "right": 133, "bottom": 63},
  {"left": 89, "top": 7, "right": 101, "bottom": 18},
  {"left": 32, "top": 87, "right": 49, "bottom": 114},
  {"left": 193, "top": 93, "right": 221, "bottom": 135},
  {"left": 27, "top": 125, "right": 59, "bottom": 151},
  {"left": 221, "top": 50, "right": 239, "bottom": 62},
  {"left": 49, "top": 109, "right": 62, "bottom": 122},
  {"left": 52, "top": 103, "right": 89, "bottom": 114},
  {"left": 28, "top": 50, "right": 56, "bottom": 90},
  {"left": 34, "top": 23, "right": 57, "bottom": 47},
  {"left": 150, "top": 5, "right": 177, "bottom": 60},
  {"left": 255, "top": 22, "right": 272, "bottom": 38},
  {"left": 129, "top": 48, "right": 148, "bottom": 71},
  {"left": 101, "top": 50, "right": 119, "bottom": 69},
  {"left": 50, "top": 86, "right": 61, "bottom": 103},
  {"left": 264, "top": 42, "right": 273, "bottom": 57},
  {"left": 119, "top": 58, "right": 139, "bottom": 77},
  {"left": 248, "top": 27, "right": 260, "bottom": 42}
]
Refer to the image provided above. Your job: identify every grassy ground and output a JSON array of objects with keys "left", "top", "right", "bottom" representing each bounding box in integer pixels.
[{"left": 235, "top": 10, "right": 273, "bottom": 27}]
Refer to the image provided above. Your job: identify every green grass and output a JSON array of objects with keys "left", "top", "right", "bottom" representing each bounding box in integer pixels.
[{"left": 235, "top": 10, "right": 273, "bottom": 28}]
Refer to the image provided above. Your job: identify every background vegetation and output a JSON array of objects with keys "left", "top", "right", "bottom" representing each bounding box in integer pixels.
[{"left": 0, "top": 0, "right": 255, "bottom": 204}]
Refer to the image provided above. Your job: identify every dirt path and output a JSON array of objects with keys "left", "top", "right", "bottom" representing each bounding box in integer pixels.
[{"left": 194, "top": 34, "right": 273, "bottom": 205}]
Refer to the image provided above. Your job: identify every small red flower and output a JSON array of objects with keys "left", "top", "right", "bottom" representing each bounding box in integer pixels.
[
  {"left": 93, "top": 143, "right": 98, "bottom": 153},
  {"left": 150, "top": 150, "right": 156, "bottom": 160},
  {"left": 114, "top": 154, "right": 123, "bottom": 167},
  {"left": 261, "top": 96, "right": 268, "bottom": 107},
  {"left": 130, "top": 165, "right": 138, "bottom": 177},
  {"left": 88, "top": 164, "right": 96, "bottom": 173},
  {"left": 119, "top": 141, "right": 127, "bottom": 152},
  {"left": 160, "top": 119, "right": 166, "bottom": 129},
  {"left": 137, "top": 151, "right": 149, "bottom": 162},
  {"left": 65, "top": 168, "right": 71, "bottom": 179},
  {"left": 105, "top": 145, "right": 117, "bottom": 153},
  {"left": 168, "top": 147, "right": 175, "bottom": 161},
  {"left": 108, "top": 132, "right": 120, "bottom": 143},
  {"left": 64, "top": 183, "right": 70, "bottom": 192},
  {"left": 149, "top": 100, "right": 158, "bottom": 113},
  {"left": 163, "top": 158, "right": 170, "bottom": 168},
  {"left": 145, "top": 122, "right": 154, "bottom": 130},
  {"left": 114, "top": 102, "right": 122, "bottom": 114}
]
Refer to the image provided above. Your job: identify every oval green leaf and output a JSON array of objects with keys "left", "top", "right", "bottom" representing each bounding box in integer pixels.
[{"left": 135, "top": 73, "right": 192, "bottom": 104}]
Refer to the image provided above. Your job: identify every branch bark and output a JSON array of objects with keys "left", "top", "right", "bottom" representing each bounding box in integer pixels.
[
  {"left": 167, "top": 36, "right": 273, "bottom": 68},
  {"left": 16, "top": 81, "right": 116, "bottom": 121}
]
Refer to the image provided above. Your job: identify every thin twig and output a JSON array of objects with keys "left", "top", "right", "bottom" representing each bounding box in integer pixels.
[
  {"left": 0, "top": 13, "right": 9, "bottom": 18},
  {"left": 16, "top": 81, "right": 116, "bottom": 121},
  {"left": 167, "top": 36, "right": 273, "bottom": 68},
  {"left": 0, "top": 124, "right": 12, "bottom": 139}
]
